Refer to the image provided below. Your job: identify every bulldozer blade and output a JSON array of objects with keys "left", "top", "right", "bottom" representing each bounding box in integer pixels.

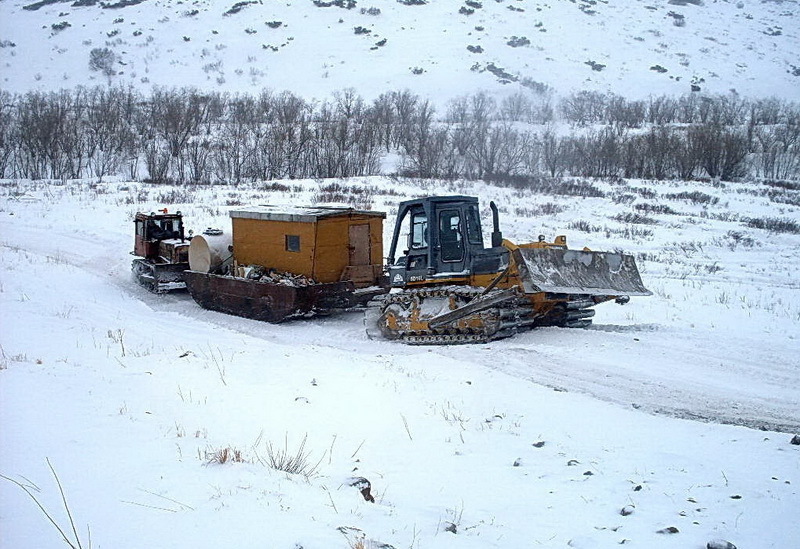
[{"left": 512, "top": 248, "right": 651, "bottom": 297}]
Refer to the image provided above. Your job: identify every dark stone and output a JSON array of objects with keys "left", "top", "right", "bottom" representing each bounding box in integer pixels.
[
  {"left": 790, "top": 434, "right": 800, "bottom": 445},
  {"left": 707, "top": 540, "right": 737, "bottom": 549},
  {"left": 347, "top": 477, "right": 375, "bottom": 502}
]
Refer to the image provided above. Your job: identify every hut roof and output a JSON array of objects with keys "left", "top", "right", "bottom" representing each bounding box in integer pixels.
[{"left": 230, "top": 205, "right": 386, "bottom": 223}]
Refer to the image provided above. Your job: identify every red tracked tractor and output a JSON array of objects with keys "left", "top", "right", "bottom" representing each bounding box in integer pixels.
[
  {"left": 364, "top": 195, "right": 651, "bottom": 344},
  {"left": 131, "top": 209, "right": 190, "bottom": 292}
]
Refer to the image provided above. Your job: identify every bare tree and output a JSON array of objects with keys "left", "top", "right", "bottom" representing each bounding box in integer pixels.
[
  {"left": 0, "top": 91, "right": 17, "bottom": 178},
  {"left": 84, "top": 86, "right": 138, "bottom": 181},
  {"left": 540, "top": 127, "right": 569, "bottom": 177},
  {"left": 147, "top": 87, "right": 214, "bottom": 182},
  {"left": 690, "top": 123, "right": 749, "bottom": 180}
]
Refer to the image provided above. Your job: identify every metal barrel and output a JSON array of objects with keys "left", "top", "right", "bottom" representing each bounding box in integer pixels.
[
  {"left": 188, "top": 232, "right": 232, "bottom": 273},
  {"left": 512, "top": 248, "right": 651, "bottom": 297}
]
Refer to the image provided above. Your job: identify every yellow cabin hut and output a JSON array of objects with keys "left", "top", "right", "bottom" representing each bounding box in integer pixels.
[{"left": 229, "top": 205, "right": 385, "bottom": 286}]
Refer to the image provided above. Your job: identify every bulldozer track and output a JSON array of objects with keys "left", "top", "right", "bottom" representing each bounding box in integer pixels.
[{"left": 364, "top": 286, "right": 538, "bottom": 345}]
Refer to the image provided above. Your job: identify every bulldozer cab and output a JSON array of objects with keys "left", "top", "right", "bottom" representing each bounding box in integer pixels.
[
  {"left": 387, "top": 196, "right": 505, "bottom": 287},
  {"left": 133, "top": 211, "right": 185, "bottom": 259}
]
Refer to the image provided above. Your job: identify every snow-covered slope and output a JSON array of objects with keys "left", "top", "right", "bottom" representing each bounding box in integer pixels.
[{"left": 1, "top": 0, "right": 798, "bottom": 103}]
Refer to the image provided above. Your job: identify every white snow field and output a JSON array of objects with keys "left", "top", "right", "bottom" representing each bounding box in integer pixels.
[
  {"left": 1, "top": 0, "right": 798, "bottom": 103},
  {"left": 1, "top": 176, "right": 799, "bottom": 548}
]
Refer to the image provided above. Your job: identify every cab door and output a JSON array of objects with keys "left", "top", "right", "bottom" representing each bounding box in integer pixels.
[
  {"left": 434, "top": 207, "right": 467, "bottom": 275},
  {"left": 388, "top": 206, "right": 429, "bottom": 286}
]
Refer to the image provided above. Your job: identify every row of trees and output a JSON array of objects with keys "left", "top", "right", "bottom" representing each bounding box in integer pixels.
[{"left": 0, "top": 86, "right": 797, "bottom": 183}]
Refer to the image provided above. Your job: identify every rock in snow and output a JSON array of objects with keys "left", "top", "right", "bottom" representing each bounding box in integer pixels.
[
  {"left": 346, "top": 477, "right": 375, "bottom": 503},
  {"left": 707, "top": 540, "right": 737, "bottom": 549}
]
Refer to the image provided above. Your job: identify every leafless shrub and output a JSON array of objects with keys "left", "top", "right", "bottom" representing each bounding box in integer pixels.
[
  {"left": 88, "top": 48, "right": 117, "bottom": 77},
  {"left": 154, "top": 188, "right": 195, "bottom": 204},
  {"left": 634, "top": 203, "right": 678, "bottom": 215},
  {"left": 314, "top": 182, "right": 375, "bottom": 208},
  {"left": 745, "top": 217, "right": 800, "bottom": 234},
  {"left": 515, "top": 202, "right": 566, "bottom": 217},
  {"left": 763, "top": 180, "right": 800, "bottom": 191},
  {"left": 614, "top": 212, "right": 658, "bottom": 225},
  {"left": 569, "top": 220, "right": 602, "bottom": 233},
  {"left": 767, "top": 190, "right": 800, "bottom": 207},
  {"left": 720, "top": 230, "right": 756, "bottom": 250},
  {"left": 612, "top": 193, "right": 636, "bottom": 205},
  {"left": 610, "top": 226, "right": 654, "bottom": 239},
  {"left": 541, "top": 178, "right": 605, "bottom": 198},
  {"left": 224, "top": 1, "right": 259, "bottom": 16},
  {"left": 663, "top": 190, "right": 719, "bottom": 205},
  {"left": 630, "top": 186, "right": 658, "bottom": 199},
  {"left": 259, "top": 181, "right": 292, "bottom": 192}
]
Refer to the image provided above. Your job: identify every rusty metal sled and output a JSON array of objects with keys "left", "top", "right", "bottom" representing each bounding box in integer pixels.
[{"left": 183, "top": 270, "right": 383, "bottom": 323}]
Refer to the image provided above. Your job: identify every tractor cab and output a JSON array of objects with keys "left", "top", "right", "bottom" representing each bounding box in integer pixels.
[
  {"left": 386, "top": 196, "right": 507, "bottom": 288},
  {"left": 133, "top": 210, "right": 186, "bottom": 260}
]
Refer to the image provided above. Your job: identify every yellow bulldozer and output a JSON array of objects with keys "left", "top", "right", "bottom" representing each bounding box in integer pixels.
[{"left": 364, "top": 195, "right": 650, "bottom": 344}]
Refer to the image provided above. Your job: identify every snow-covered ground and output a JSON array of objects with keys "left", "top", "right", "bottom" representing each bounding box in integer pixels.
[
  {"left": 1, "top": 176, "right": 798, "bottom": 548},
  {"left": 1, "top": 0, "right": 798, "bottom": 103}
]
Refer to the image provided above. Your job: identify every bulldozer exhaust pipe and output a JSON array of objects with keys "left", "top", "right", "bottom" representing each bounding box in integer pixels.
[{"left": 489, "top": 201, "right": 503, "bottom": 248}]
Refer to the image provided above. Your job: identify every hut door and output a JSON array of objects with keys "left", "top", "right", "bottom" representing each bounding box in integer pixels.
[{"left": 349, "top": 224, "right": 371, "bottom": 265}]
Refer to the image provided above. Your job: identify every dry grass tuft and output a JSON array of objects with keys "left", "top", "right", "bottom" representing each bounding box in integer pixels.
[
  {"left": 205, "top": 446, "right": 245, "bottom": 465},
  {"left": 258, "top": 434, "right": 323, "bottom": 479}
]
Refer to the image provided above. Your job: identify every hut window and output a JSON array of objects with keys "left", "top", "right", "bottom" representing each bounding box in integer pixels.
[{"left": 285, "top": 234, "right": 300, "bottom": 252}]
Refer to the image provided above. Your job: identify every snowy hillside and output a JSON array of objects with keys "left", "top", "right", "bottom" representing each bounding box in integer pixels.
[
  {"left": 1, "top": 176, "right": 799, "bottom": 548},
  {"left": 1, "top": 0, "right": 799, "bottom": 103}
]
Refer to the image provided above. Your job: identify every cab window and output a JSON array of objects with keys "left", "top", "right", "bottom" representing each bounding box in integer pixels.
[
  {"left": 411, "top": 212, "right": 428, "bottom": 249},
  {"left": 466, "top": 205, "right": 482, "bottom": 245}
]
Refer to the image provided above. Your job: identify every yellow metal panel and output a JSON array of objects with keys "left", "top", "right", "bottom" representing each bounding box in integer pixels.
[
  {"left": 232, "top": 218, "right": 316, "bottom": 277},
  {"left": 313, "top": 217, "right": 350, "bottom": 282}
]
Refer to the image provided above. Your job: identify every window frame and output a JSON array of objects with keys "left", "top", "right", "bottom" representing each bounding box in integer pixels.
[{"left": 285, "top": 234, "right": 301, "bottom": 252}]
